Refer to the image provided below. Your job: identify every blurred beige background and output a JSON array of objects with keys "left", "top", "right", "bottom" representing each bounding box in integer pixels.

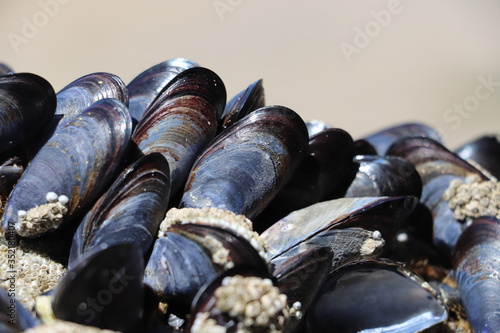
[{"left": 1, "top": 0, "right": 499, "bottom": 148}]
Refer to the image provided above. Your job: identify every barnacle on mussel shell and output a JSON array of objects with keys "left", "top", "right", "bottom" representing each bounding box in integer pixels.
[{"left": 1, "top": 98, "right": 132, "bottom": 237}]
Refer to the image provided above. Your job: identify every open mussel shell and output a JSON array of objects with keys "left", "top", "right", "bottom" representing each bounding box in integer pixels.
[
  {"left": 1, "top": 98, "right": 132, "bottom": 237},
  {"left": 52, "top": 244, "right": 144, "bottom": 333},
  {"left": 0, "top": 64, "right": 13, "bottom": 76},
  {"left": 363, "top": 122, "right": 442, "bottom": 155},
  {"left": 132, "top": 67, "right": 225, "bottom": 195},
  {"left": 255, "top": 128, "right": 354, "bottom": 230},
  {"left": 455, "top": 134, "right": 500, "bottom": 180},
  {"left": 387, "top": 136, "right": 489, "bottom": 256},
  {"left": 306, "top": 259, "right": 448, "bottom": 333},
  {"left": 144, "top": 223, "right": 268, "bottom": 310},
  {"left": 180, "top": 105, "right": 309, "bottom": 221},
  {"left": 54, "top": 72, "right": 129, "bottom": 129},
  {"left": 69, "top": 152, "right": 171, "bottom": 268},
  {"left": 344, "top": 155, "right": 422, "bottom": 199},
  {"left": 0, "top": 73, "right": 56, "bottom": 154},
  {"left": 261, "top": 196, "right": 418, "bottom": 271},
  {"left": 219, "top": 79, "right": 264, "bottom": 132},
  {"left": 127, "top": 58, "right": 198, "bottom": 125},
  {"left": 452, "top": 216, "right": 500, "bottom": 333}
]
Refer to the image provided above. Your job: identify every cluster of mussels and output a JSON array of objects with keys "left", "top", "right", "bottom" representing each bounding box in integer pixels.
[{"left": 0, "top": 58, "right": 498, "bottom": 333}]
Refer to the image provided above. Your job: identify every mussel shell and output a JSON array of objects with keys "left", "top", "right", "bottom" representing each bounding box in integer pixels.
[
  {"left": 306, "top": 259, "right": 447, "bottom": 333},
  {"left": 144, "top": 232, "right": 218, "bottom": 306},
  {"left": 1, "top": 98, "right": 132, "bottom": 237},
  {"left": 386, "top": 136, "right": 488, "bottom": 183},
  {"left": 455, "top": 134, "right": 500, "bottom": 179},
  {"left": 344, "top": 155, "right": 422, "bottom": 199},
  {"left": 363, "top": 122, "right": 442, "bottom": 155},
  {"left": 127, "top": 58, "right": 198, "bottom": 125},
  {"left": 69, "top": 152, "right": 171, "bottom": 267},
  {"left": 274, "top": 247, "right": 333, "bottom": 331},
  {"left": 180, "top": 105, "right": 309, "bottom": 220},
  {"left": 52, "top": 244, "right": 144, "bottom": 333},
  {"left": 0, "top": 73, "right": 56, "bottom": 154},
  {"left": 261, "top": 196, "right": 418, "bottom": 262},
  {"left": 452, "top": 216, "right": 500, "bottom": 333},
  {"left": 144, "top": 223, "right": 268, "bottom": 308},
  {"left": 353, "top": 139, "right": 377, "bottom": 155},
  {"left": 255, "top": 128, "right": 354, "bottom": 229},
  {"left": 132, "top": 67, "right": 225, "bottom": 194},
  {"left": 54, "top": 72, "right": 129, "bottom": 130},
  {"left": 219, "top": 79, "right": 264, "bottom": 132},
  {"left": 0, "top": 157, "right": 23, "bottom": 198},
  {"left": 387, "top": 136, "right": 489, "bottom": 256}
]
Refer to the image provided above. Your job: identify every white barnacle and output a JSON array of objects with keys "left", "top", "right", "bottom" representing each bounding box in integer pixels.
[{"left": 15, "top": 192, "right": 70, "bottom": 237}]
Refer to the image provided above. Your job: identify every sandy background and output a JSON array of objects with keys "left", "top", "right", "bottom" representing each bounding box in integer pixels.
[{"left": 1, "top": 0, "right": 499, "bottom": 148}]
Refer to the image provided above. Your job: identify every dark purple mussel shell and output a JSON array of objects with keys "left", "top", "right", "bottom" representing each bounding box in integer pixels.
[
  {"left": 0, "top": 73, "right": 56, "bottom": 154},
  {"left": 387, "top": 136, "right": 489, "bottom": 256},
  {"left": 0, "top": 157, "right": 23, "bottom": 199},
  {"left": 255, "top": 128, "right": 354, "bottom": 230},
  {"left": 127, "top": 58, "right": 198, "bottom": 125},
  {"left": 0, "top": 64, "right": 13, "bottom": 76},
  {"left": 343, "top": 155, "right": 422, "bottom": 199},
  {"left": 219, "top": 79, "right": 264, "bottom": 132},
  {"left": 353, "top": 139, "right": 377, "bottom": 155},
  {"left": 131, "top": 67, "right": 225, "bottom": 195},
  {"left": 69, "top": 152, "right": 171, "bottom": 268},
  {"left": 0, "top": 287, "right": 38, "bottom": 332},
  {"left": 363, "top": 122, "right": 442, "bottom": 155},
  {"left": 273, "top": 247, "right": 333, "bottom": 332},
  {"left": 306, "top": 259, "right": 447, "bottom": 333},
  {"left": 180, "top": 105, "right": 309, "bottom": 221},
  {"left": 1, "top": 99, "right": 132, "bottom": 237},
  {"left": 54, "top": 72, "right": 129, "bottom": 130},
  {"left": 52, "top": 244, "right": 144, "bottom": 333},
  {"left": 144, "top": 211, "right": 269, "bottom": 311},
  {"left": 261, "top": 196, "right": 418, "bottom": 271},
  {"left": 455, "top": 134, "right": 500, "bottom": 180},
  {"left": 452, "top": 216, "right": 500, "bottom": 333}
]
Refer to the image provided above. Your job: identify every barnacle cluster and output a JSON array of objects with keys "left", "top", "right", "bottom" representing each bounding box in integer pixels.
[
  {"left": 15, "top": 191, "right": 69, "bottom": 237},
  {"left": 443, "top": 174, "right": 500, "bottom": 221},
  {"left": 160, "top": 207, "right": 270, "bottom": 263},
  {"left": 24, "top": 320, "right": 119, "bottom": 333},
  {"left": 0, "top": 242, "right": 66, "bottom": 310},
  {"left": 191, "top": 275, "right": 301, "bottom": 333}
]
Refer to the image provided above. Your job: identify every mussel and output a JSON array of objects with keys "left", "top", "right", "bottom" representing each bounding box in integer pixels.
[
  {"left": 131, "top": 67, "right": 226, "bottom": 195},
  {"left": 0, "top": 73, "right": 56, "bottom": 155},
  {"left": 69, "top": 152, "right": 171, "bottom": 267},
  {"left": 180, "top": 105, "right": 309, "bottom": 221},
  {"left": 452, "top": 216, "right": 500, "bottom": 333},
  {"left": 127, "top": 57, "right": 198, "bottom": 125},
  {"left": 1, "top": 98, "right": 132, "bottom": 237},
  {"left": 306, "top": 259, "right": 448, "bottom": 332}
]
